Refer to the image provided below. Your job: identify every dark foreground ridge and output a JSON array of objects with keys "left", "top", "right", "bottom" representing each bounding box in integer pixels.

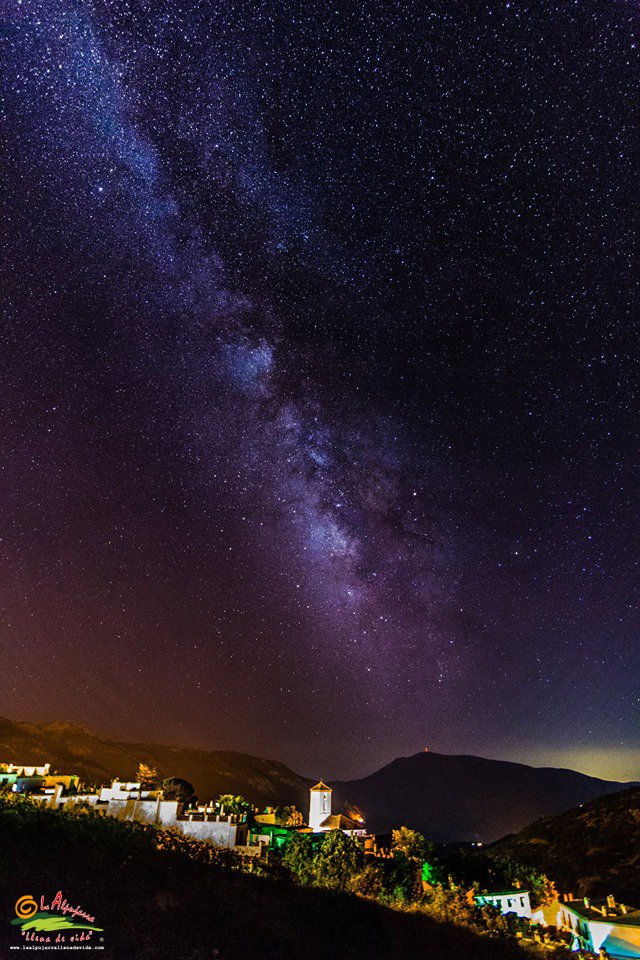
[{"left": 0, "top": 795, "right": 552, "bottom": 960}]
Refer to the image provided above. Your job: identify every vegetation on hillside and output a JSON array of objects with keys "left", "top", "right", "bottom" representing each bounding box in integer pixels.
[
  {"left": 0, "top": 794, "right": 567, "bottom": 960},
  {"left": 440, "top": 845, "right": 558, "bottom": 909},
  {"left": 487, "top": 786, "right": 640, "bottom": 903}
]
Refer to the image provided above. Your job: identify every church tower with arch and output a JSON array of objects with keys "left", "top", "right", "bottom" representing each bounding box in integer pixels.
[{"left": 308, "top": 781, "right": 332, "bottom": 831}]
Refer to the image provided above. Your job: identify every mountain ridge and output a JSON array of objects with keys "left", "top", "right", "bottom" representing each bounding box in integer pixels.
[
  {"left": 0, "top": 716, "right": 313, "bottom": 811},
  {"left": 332, "top": 750, "right": 637, "bottom": 842},
  {"left": 0, "top": 716, "right": 635, "bottom": 842}
]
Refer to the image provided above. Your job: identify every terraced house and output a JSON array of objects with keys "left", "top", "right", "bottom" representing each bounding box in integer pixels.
[{"left": 558, "top": 896, "right": 640, "bottom": 959}]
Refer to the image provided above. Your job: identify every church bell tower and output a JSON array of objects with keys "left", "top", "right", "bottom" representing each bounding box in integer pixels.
[{"left": 308, "top": 781, "right": 332, "bottom": 831}]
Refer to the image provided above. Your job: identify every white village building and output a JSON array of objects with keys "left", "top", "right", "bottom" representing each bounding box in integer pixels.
[
  {"left": 31, "top": 780, "right": 251, "bottom": 849},
  {"left": 555, "top": 896, "right": 640, "bottom": 958},
  {"left": 475, "top": 889, "right": 532, "bottom": 920},
  {"left": 7, "top": 761, "right": 365, "bottom": 852}
]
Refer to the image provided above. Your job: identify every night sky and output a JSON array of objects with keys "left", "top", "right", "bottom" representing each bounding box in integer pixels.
[{"left": 1, "top": 0, "right": 638, "bottom": 781}]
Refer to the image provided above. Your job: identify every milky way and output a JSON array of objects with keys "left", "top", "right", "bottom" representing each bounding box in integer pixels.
[{"left": 0, "top": 0, "right": 638, "bottom": 779}]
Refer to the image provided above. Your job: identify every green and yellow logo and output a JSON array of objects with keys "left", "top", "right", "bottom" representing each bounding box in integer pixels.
[{"left": 11, "top": 891, "right": 103, "bottom": 941}]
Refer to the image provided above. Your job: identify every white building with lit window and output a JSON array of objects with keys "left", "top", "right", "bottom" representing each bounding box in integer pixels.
[{"left": 475, "top": 889, "right": 532, "bottom": 919}]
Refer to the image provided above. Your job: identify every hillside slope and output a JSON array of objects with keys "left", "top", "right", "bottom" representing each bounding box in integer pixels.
[
  {"left": 0, "top": 716, "right": 311, "bottom": 810},
  {"left": 488, "top": 785, "right": 640, "bottom": 903},
  {"left": 334, "top": 752, "right": 636, "bottom": 842},
  {"left": 0, "top": 795, "right": 556, "bottom": 960}
]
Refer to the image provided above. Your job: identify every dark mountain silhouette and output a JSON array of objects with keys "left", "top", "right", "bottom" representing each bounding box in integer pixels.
[
  {"left": 333, "top": 752, "right": 637, "bottom": 842},
  {"left": 1, "top": 717, "right": 635, "bottom": 842},
  {"left": 488, "top": 785, "right": 640, "bottom": 903},
  {"left": 0, "top": 716, "right": 312, "bottom": 810}
]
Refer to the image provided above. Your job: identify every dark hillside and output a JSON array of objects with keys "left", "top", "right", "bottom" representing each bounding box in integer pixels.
[
  {"left": 0, "top": 795, "right": 555, "bottom": 960},
  {"left": 0, "top": 716, "right": 311, "bottom": 810},
  {"left": 488, "top": 786, "right": 640, "bottom": 903}
]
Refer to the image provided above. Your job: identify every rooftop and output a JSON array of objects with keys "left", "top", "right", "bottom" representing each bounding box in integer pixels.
[
  {"left": 476, "top": 890, "right": 530, "bottom": 899},
  {"left": 310, "top": 781, "right": 332, "bottom": 792},
  {"left": 319, "top": 813, "right": 362, "bottom": 830},
  {"left": 563, "top": 898, "right": 640, "bottom": 926}
]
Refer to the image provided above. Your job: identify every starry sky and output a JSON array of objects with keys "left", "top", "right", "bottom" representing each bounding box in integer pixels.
[{"left": 1, "top": 0, "right": 638, "bottom": 781}]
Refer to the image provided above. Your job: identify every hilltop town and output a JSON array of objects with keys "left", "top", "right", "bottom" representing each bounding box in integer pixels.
[{"left": 2, "top": 759, "right": 639, "bottom": 959}]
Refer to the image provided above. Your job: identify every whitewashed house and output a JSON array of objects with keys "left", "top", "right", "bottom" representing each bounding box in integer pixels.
[
  {"left": 475, "top": 889, "right": 532, "bottom": 919},
  {"left": 557, "top": 896, "right": 640, "bottom": 958}
]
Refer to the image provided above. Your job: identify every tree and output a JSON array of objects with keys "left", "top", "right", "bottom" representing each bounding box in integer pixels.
[
  {"left": 136, "top": 763, "right": 158, "bottom": 790},
  {"left": 391, "top": 826, "right": 434, "bottom": 863},
  {"left": 379, "top": 851, "right": 422, "bottom": 903},
  {"left": 421, "top": 859, "right": 442, "bottom": 887},
  {"left": 282, "top": 832, "right": 315, "bottom": 885},
  {"left": 215, "top": 794, "right": 251, "bottom": 815},
  {"left": 312, "top": 831, "right": 364, "bottom": 892},
  {"left": 493, "top": 857, "right": 559, "bottom": 908},
  {"left": 389, "top": 826, "right": 437, "bottom": 901},
  {"left": 161, "top": 778, "right": 196, "bottom": 804},
  {"left": 531, "top": 872, "right": 559, "bottom": 907},
  {"left": 274, "top": 805, "right": 303, "bottom": 826}
]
